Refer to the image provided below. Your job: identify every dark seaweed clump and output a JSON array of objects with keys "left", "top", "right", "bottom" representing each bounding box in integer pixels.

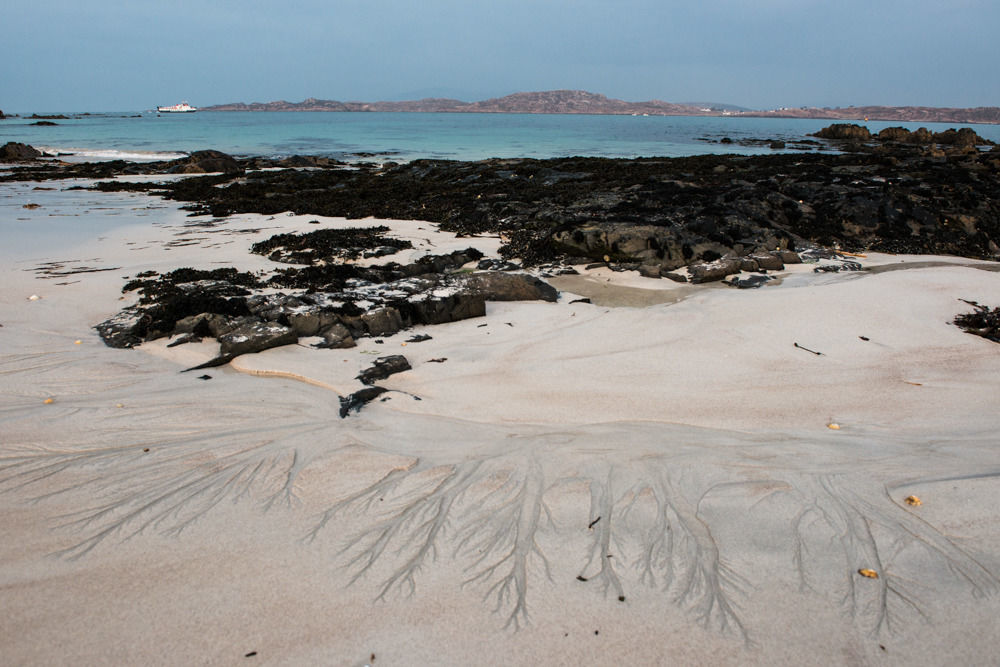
[
  {"left": 123, "top": 267, "right": 262, "bottom": 302},
  {"left": 250, "top": 226, "right": 413, "bottom": 264},
  {"left": 954, "top": 301, "right": 1000, "bottom": 343}
]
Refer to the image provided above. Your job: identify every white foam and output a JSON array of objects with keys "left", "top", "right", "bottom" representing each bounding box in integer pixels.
[{"left": 36, "top": 146, "right": 188, "bottom": 162}]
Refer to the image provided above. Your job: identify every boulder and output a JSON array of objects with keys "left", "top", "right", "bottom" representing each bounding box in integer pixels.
[
  {"left": 315, "top": 323, "right": 356, "bottom": 349},
  {"left": 687, "top": 258, "right": 742, "bottom": 284},
  {"left": 550, "top": 222, "right": 687, "bottom": 268},
  {"left": 876, "top": 127, "right": 913, "bottom": 143},
  {"left": 1, "top": 142, "right": 41, "bottom": 161},
  {"left": 662, "top": 271, "right": 688, "bottom": 283},
  {"left": 173, "top": 312, "right": 245, "bottom": 337},
  {"left": 748, "top": 252, "right": 784, "bottom": 271},
  {"left": 637, "top": 264, "right": 661, "bottom": 279},
  {"left": 776, "top": 250, "right": 802, "bottom": 264},
  {"left": 457, "top": 272, "right": 559, "bottom": 302},
  {"left": 403, "top": 293, "right": 487, "bottom": 325},
  {"left": 360, "top": 306, "right": 405, "bottom": 336},
  {"left": 94, "top": 306, "right": 145, "bottom": 348},
  {"left": 286, "top": 311, "right": 323, "bottom": 337},
  {"left": 218, "top": 320, "right": 297, "bottom": 357}
]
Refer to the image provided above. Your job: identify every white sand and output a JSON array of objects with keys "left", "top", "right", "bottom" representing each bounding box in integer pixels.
[{"left": 2, "top": 176, "right": 1000, "bottom": 665}]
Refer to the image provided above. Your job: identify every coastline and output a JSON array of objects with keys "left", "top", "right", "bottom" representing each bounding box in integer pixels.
[{"left": 2, "top": 151, "right": 1000, "bottom": 664}]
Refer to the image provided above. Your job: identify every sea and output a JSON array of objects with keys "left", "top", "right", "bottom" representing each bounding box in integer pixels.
[{"left": 3, "top": 110, "right": 1000, "bottom": 163}]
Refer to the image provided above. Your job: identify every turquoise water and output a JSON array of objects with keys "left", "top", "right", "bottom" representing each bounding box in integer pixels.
[{"left": 2, "top": 111, "right": 999, "bottom": 162}]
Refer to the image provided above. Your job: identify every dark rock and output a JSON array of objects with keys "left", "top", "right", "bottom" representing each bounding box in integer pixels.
[
  {"left": 168, "top": 150, "right": 242, "bottom": 175},
  {"left": 31, "top": 121, "right": 58, "bottom": 126},
  {"left": 402, "top": 293, "right": 486, "bottom": 325},
  {"left": 662, "top": 271, "right": 688, "bottom": 283},
  {"left": 877, "top": 127, "right": 915, "bottom": 143},
  {"left": 406, "top": 334, "right": 433, "bottom": 343},
  {"left": 811, "top": 124, "right": 872, "bottom": 141},
  {"left": 813, "top": 260, "right": 863, "bottom": 273},
  {"left": 276, "top": 155, "right": 342, "bottom": 168},
  {"left": 94, "top": 306, "right": 145, "bottom": 348},
  {"left": 339, "top": 386, "right": 388, "bottom": 418},
  {"left": 1, "top": 142, "right": 42, "bottom": 161},
  {"left": 361, "top": 306, "right": 404, "bottom": 336},
  {"left": 357, "top": 355, "right": 411, "bottom": 385},
  {"left": 456, "top": 272, "right": 559, "bottom": 302},
  {"left": 777, "top": 250, "right": 802, "bottom": 264},
  {"left": 477, "top": 258, "right": 521, "bottom": 271},
  {"left": 218, "top": 321, "right": 297, "bottom": 357},
  {"left": 748, "top": 252, "right": 784, "bottom": 271},
  {"left": 285, "top": 311, "right": 324, "bottom": 337},
  {"left": 637, "top": 264, "right": 661, "bottom": 279},
  {"left": 315, "top": 323, "right": 355, "bottom": 349},
  {"left": 687, "top": 258, "right": 742, "bottom": 284}
]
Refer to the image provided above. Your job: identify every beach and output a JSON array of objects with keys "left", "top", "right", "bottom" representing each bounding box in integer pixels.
[{"left": 2, "top": 168, "right": 1000, "bottom": 665}]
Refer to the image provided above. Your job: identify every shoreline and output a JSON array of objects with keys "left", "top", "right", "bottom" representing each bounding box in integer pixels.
[{"left": 2, "top": 153, "right": 1000, "bottom": 663}]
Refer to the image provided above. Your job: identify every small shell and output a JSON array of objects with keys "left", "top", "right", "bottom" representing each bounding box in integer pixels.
[
  {"left": 858, "top": 568, "right": 879, "bottom": 579},
  {"left": 43, "top": 398, "right": 55, "bottom": 404},
  {"left": 827, "top": 423, "right": 841, "bottom": 430},
  {"left": 28, "top": 294, "right": 41, "bottom": 301},
  {"left": 904, "top": 495, "right": 922, "bottom": 506},
  {"left": 74, "top": 340, "right": 82, "bottom": 345}
]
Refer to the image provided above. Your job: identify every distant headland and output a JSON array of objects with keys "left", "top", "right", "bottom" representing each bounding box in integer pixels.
[{"left": 201, "top": 89, "right": 1000, "bottom": 124}]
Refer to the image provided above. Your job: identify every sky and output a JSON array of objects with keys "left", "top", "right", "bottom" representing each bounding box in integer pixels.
[{"left": 3, "top": 0, "right": 998, "bottom": 112}]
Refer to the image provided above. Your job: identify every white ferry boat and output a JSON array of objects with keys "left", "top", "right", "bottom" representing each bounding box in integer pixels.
[{"left": 156, "top": 102, "right": 197, "bottom": 113}]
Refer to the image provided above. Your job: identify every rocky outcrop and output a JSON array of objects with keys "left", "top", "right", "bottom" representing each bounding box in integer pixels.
[
  {"left": 167, "top": 150, "right": 242, "bottom": 175},
  {"left": 96, "top": 258, "right": 558, "bottom": 369},
  {"left": 816, "top": 123, "right": 992, "bottom": 147},
  {"left": 1, "top": 142, "right": 41, "bottom": 161},
  {"left": 811, "top": 124, "right": 872, "bottom": 141},
  {"left": 21, "top": 137, "right": 1000, "bottom": 268}
]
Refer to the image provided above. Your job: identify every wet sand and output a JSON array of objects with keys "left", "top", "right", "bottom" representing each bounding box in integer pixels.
[{"left": 2, "top": 177, "right": 1000, "bottom": 665}]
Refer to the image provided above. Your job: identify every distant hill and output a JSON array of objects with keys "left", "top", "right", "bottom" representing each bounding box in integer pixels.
[
  {"left": 201, "top": 90, "right": 1000, "bottom": 124},
  {"left": 202, "top": 90, "right": 712, "bottom": 116}
]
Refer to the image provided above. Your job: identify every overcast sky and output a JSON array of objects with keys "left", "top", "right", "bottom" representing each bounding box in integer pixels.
[{"left": 4, "top": 0, "right": 998, "bottom": 112}]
